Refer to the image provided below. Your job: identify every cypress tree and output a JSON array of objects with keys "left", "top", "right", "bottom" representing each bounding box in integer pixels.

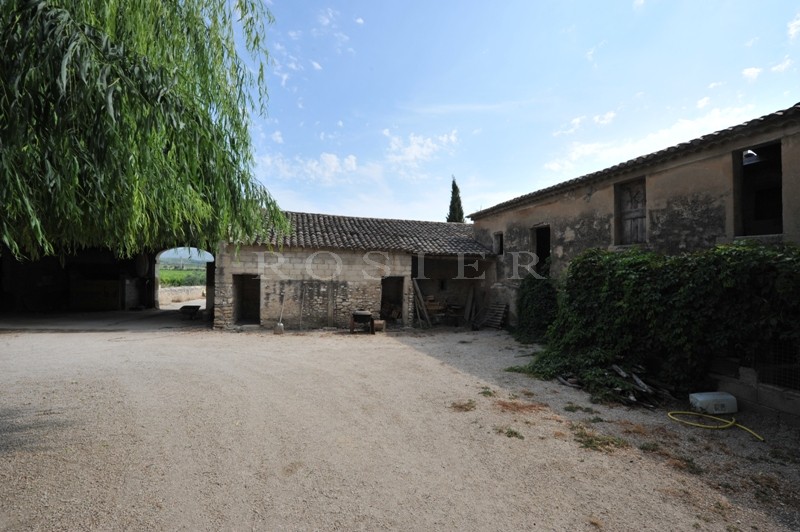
[{"left": 446, "top": 176, "right": 465, "bottom": 223}]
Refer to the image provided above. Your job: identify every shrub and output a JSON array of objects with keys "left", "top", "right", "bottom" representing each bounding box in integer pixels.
[
  {"left": 516, "top": 241, "right": 800, "bottom": 396},
  {"left": 514, "top": 262, "right": 558, "bottom": 344}
]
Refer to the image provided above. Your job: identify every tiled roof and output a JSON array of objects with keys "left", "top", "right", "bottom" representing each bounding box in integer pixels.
[
  {"left": 262, "top": 212, "right": 492, "bottom": 256},
  {"left": 469, "top": 101, "right": 800, "bottom": 220}
]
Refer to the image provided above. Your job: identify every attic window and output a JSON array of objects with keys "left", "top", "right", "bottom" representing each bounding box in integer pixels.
[
  {"left": 735, "top": 142, "right": 782, "bottom": 236},
  {"left": 493, "top": 232, "right": 504, "bottom": 255}
]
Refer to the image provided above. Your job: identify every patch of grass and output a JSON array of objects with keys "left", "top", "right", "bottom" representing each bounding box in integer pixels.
[
  {"left": 494, "top": 400, "right": 547, "bottom": 413},
  {"left": 617, "top": 420, "right": 648, "bottom": 435},
  {"left": 638, "top": 441, "right": 660, "bottom": 453},
  {"left": 449, "top": 399, "right": 476, "bottom": 412},
  {"left": 588, "top": 416, "right": 604, "bottom": 423},
  {"left": 564, "top": 402, "right": 597, "bottom": 414},
  {"left": 668, "top": 455, "right": 704, "bottom": 475},
  {"left": 571, "top": 423, "right": 628, "bottom": 452},
  {"left": 479, "top": 386, "right": 495, "bottom": 397}
]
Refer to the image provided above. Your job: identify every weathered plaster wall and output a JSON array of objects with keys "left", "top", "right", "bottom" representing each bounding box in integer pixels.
[
  {"left": 646, "top": 153, "right": 730, "bottom": 254},
  {"left": 214, "top": 245, "right": 413, "bottom": 329},
  {"left": 472, "top": 126, "right": 800, "bottom": 326},
  {"left": 782, "top": 131, "right": 800, "bottom": 244}
]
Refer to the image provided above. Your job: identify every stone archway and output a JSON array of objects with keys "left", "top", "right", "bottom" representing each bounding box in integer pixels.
[{"left": 154, "top": 248, "right": 215, "bottom": 314}]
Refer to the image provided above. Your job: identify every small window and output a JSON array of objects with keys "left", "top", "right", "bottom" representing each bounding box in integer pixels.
[
  {"left": 493, "top": 232, "right": 504, "bottom": 255},
  {"left": 736, "top": 142, "right": 782, "bottom": 236},
  {"left": 615, "top": 178, "right": 646, "bottom": 245}
]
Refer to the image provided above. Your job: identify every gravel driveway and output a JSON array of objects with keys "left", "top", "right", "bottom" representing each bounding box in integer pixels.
[{"left": 1, "top": 323, "right": 797, "bottom": 531}]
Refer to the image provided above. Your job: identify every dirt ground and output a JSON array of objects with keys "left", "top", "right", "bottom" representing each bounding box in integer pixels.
[{"left": 1, "top": 319, "right": 798, "bottom": 531}]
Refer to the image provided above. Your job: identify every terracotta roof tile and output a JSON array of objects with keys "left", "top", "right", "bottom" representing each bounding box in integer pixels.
[{"left": 260, "top": 212, "right": 491, "bottom": 256}]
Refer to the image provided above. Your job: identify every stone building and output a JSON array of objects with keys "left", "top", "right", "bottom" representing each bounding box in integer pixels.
[
  {"left": 469, "top": 102, "right": 800, "bottom": 325},
  {"left": 213, "top": 212, "right": 493, "bottom": 330},
  {"left": 468, "top": 102, "right": 800, "bottom": 416}
]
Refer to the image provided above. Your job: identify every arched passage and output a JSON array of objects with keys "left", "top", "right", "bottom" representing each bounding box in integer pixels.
[{"left": 154, "top": 248, "right": 215, "bottom": 316}]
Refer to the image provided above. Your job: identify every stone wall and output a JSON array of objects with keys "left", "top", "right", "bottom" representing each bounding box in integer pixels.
[
  {"left": 214, "top": 245, "right": 413, "bottom": 329},
  {"left": 157, "top": 286, "right": 205, "bottom": 306}
]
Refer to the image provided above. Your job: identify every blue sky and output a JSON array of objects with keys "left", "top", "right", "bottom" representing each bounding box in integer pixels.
[{"left": 252, "top": 1, "right": 800, "bottom": 222}]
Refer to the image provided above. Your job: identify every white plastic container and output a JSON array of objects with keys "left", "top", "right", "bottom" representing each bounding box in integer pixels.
[{"left": 689, "top": 392, "right": 738, "bottom": 414}]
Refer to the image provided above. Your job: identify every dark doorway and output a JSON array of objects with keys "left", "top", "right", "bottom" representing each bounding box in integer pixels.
[
  {"left": 380, "top": 276, "right": 404, "bottom": 321},
  {"left": 233, "top": 274, "right": 260, "bottom": 324},
  {"left": 533, "top": 226, "right": 551, "bottom": 274}
]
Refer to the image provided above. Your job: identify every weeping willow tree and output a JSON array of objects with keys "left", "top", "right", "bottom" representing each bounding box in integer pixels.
[{"left": 0, "top": 0, "right": 288, "bottom": 259}]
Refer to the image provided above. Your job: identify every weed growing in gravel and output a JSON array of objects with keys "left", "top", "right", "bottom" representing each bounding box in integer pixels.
[
  {"left": 571, "top": 423, "right": 628, "bottom": 452},
  {"left": 668, "top": 455, "right": 704, "bottom": 475},
  {"left": 494, "top": 427, "right": 524, "bottom": 439},
  {"left": 564, "top": 402, "right": 597, "bottom": 414},
  {"left": 450, "top": 399, "right": 476, "bottom": 412},
  {"left": 639, "top": 441, "right": 660, "bottom": 452},
  {"left": 479, "top": 386, "right": 495, "bottom": 397}
]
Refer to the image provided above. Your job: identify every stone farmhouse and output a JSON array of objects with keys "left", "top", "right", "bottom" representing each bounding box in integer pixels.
[
  {"left": 212, "top": 212, "right": 493, "bottom": 330},
  {"left": 469, "top": 101, "right": 800, "bottom": 326}
]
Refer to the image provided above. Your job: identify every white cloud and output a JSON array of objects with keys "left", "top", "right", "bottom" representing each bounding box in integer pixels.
[
  {"left": 544, "top": 105, "right": 757, "bottom": 177},
  {"left": 355, "top": 17, "right": 364, "bottom": 25},
  {"left": 744, "top": 37, "right": 758, "bottom": 47},
  {"left": 696, "top": 97, "right": 710, "bottom": 109},
  {"left": 585, "top": 41, "right": 606, "bottom": 64},
  {"left": 288, "top": 30, "right": 302, "bottom": 40},
  {"left": 742, "top": 67, "right": 762, "bottom": 81},
  {"left": 311, "top": 60, "right": 322, "bottom": 70},
  {"left": 633, "top": 0, "right": 645, "bottom": 9},
  {"left": 271, "top": 131, "right": 284, "bottom": 144},
  {"left": 554, "top": 116, "right": 585, "bottom": 136},
  {"left": 318, "top": 8, "right": 336, "bottom": 27},
  {"left": 772, "top": 57, "right": 793, "bottom": 72},
  {"left": 708, "top": 81, "right": 724, "bottom": 89},
  {"left": 593, "top": 111, "right": 616, "bottom": 125},
  {"left": 383, "top": 129, "right": 459, "bottom": 173},
  {"left": 297, "top": 98, "right": 304, "bottom": 109},
  {"left": 789, "top": 13, "right": 800, "bottom": 40},
  {"left": 257, "top": 152, "right": 359, "bottom": 186},
  {"left": 337, "top": 120, "right": 344, "bottom": 127}
]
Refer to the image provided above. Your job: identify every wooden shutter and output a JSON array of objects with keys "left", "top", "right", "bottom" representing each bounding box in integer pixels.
[{"left": 618, "top": 180, "right": 646, "bottom": 244}]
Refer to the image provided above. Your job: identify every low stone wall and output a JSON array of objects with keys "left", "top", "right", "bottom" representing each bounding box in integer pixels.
[{"left": 158, "top": 286, "right": 205, "bottom": 306}]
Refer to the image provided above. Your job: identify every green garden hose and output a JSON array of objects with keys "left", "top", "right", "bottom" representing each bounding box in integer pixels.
[{"left": 667, "top": 411, "right": 765, "bottom": 442}]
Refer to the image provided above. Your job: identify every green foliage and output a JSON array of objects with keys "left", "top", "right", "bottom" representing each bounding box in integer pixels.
[
  {"left": 0, "top": 0, "right": 288, "bottom": 260},
  {"left": 518, "top": 242, "right": 800, "bottom": 396},
  {"left": 159, "top": 268, "right": 206, "bottom": 287},
  {"left": 446, "top": 176, "right": 465, "bottom": 223},
  {"left": 514, "top": 265, "right": 558, "bottom": 343}
]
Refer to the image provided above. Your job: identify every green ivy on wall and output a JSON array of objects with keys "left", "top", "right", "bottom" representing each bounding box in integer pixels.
[{"left": 514, "top": 241, "right": 800, "bottom": 399}]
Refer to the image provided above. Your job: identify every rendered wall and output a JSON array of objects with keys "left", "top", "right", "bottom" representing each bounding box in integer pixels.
[{"left": 473, "top": 128, "right": 800, "bottom": 325}]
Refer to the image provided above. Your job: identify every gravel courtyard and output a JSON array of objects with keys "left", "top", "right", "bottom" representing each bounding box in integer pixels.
[{"left": 1, "top": 320, "right": 798, "bottom": 531}]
